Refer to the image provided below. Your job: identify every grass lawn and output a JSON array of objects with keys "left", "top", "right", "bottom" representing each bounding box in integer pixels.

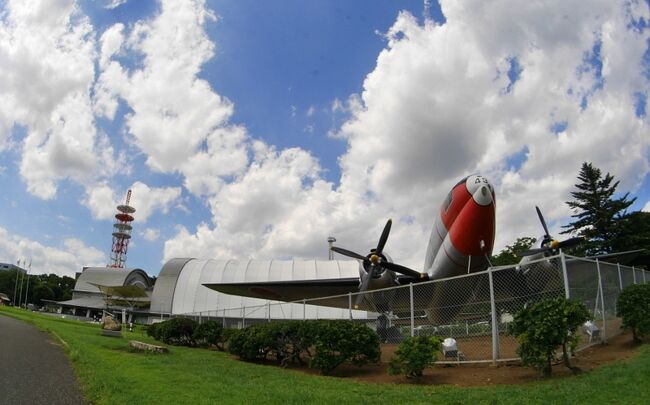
[{"left": 1, "top": 306, "right": 648, "bottom": 405}]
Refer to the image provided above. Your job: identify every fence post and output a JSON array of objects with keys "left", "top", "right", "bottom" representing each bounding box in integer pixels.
[
  {"left": 617, "top": 263, "right": 623, "bottom": 291},
  {"left": 199, "top": 311, "right": 202, "bottom": 324},
  {"left": 560, "top": 252, "right": 570, "bottom": 299},
  {"left": 348, "top": 292, "right": 352, "bottom": 320},
  {"left": 303, "top": 299, "right": 306, "bottom": 321},
  {"left": 632, "top": 267, "right": 637, "bottom": 284},
  {"left": 267, "top": 301, "right": 271, "bottom": 322},
  {"left": 409, "top": 283, "right": 414, "bottom": 337},
  {"left": 222, "top": 308, "right": 226, "bottom": 327},
  {"left": 488, "top": 268, "right": 499, "bottom": 365},
  {"left": 242, "top": 306, "right": 246, "bottom": 329},
  {"left": 595, "top": 259, "right": 607, "bottom": 343},
  {"left": 644, "top": 270, "right": 647, "bottom": 284}
]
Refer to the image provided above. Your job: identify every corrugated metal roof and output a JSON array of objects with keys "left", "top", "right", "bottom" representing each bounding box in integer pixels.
[
  {"left": 150, "top": 258, "right": 366, "bottom": 319},
  {"left": 74, "top": 267, "right": 151, "bottom": 293}
]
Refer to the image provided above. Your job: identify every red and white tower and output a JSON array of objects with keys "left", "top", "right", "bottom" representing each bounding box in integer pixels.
[{"left": 109, "top": 190, "right": 135, "bottom": 268}]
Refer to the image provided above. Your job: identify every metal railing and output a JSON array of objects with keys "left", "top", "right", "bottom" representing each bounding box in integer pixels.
[{"left": 171, "top": 253, "right": 648, "bottom": 364}]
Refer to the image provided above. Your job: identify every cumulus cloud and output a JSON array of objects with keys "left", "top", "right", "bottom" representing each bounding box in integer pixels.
[
  {"left": 164, "top": 0, "right": 649, "bottom": 269},
  {"left": 643, "top": 201, "right": 650, "bottom": 212},
  {"left": 141, "top": 228, "right": 160, "bottom": 241},
  {"left": 0, "top": 0, "right": 124, "bottom": 199},
  {"left": 0, "top": 227, "right": 105, "bottom": 277},
  {"left": 83, "top": 181, "right": 181, "bottom": 222}
]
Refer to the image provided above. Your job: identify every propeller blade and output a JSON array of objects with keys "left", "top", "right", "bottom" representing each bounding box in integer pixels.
[
  {"left": 557, "top": 237, "right": 583, "bottom": 249},
  {"left": 382, "top": 262, "right": 427, "bottom": 279},
  {"left": 355, "top": 267, "right": 374, "bottom": 306},
  {"left": 330, "top": 247, "right": 368, "bottom": 262},
  {"left": 375, "top": 219, "right": 392, "bottom": 255},
  {"left": 536, "top": 206, "right": 551, "bottom": 240}
]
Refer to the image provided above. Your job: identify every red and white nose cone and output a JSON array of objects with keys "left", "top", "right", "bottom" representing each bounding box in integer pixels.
[{"left": 466, "top": 175, "right": 494, "bottom": 206}]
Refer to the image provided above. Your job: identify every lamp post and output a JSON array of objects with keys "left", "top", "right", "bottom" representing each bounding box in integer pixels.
[{"left": 327, "top": 236, "right": 336, "bottom": 260}]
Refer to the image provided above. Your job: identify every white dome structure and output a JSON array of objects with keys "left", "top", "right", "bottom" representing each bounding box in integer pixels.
[{"left": 150, "top": 258, "right": 368, "bottom": 320}]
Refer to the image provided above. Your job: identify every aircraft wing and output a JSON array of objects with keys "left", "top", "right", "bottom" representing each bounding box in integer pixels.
[
  {"left": 203, "top": 277, "right": 361, "bottom": 309},
  {"left": 584, "top": 249, "right": 647, "bottom": 265}
]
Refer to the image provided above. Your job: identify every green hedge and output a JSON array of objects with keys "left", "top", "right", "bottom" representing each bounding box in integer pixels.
[
  {"left": 227, "top": 320, "right": 380, "bottom": 374},
  {"left": 508, "top": 297, "right": 590, "bottom": 376},
  {"left": 388, "top": 336, "right": 442, "bottom": 378},
  {"left": 147, "top": 318, "right": 198, "bottom": 346},
  {"left": 617, "top": 283, "right": 650, "bottom": 343}
]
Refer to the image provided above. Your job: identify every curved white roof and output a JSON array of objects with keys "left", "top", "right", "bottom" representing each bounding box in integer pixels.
[
  {"left": 74, "top": 267, "right": 151, "bottom": 293},
  {"left": 150, "top": 258, "right": 367, "bottom": 319}
]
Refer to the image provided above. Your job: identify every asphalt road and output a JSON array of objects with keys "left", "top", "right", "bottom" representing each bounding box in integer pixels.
[{"left": 0, "top": 314, "right": 86, "bottom": 405}]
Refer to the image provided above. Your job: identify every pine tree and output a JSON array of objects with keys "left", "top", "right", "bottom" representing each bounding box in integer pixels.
[{"left": 561, "top": 162, "right": 635, "bottom": 255}]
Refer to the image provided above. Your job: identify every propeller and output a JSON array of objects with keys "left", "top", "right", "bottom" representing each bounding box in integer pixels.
[
  {"left": 519, "top": 206, "right": 583, "bottom": 257},
  {"left": 330, "top": 219, "right": 428, "bottom": 306}
]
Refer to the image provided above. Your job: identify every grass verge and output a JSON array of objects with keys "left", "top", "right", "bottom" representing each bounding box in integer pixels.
[{"left": 1, "top": 307, "right": 648, "bottom": 405}]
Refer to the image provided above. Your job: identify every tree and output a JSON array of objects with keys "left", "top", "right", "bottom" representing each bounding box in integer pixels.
[
  {"left": 617, "top": 284, "right": 650, "bottom": 343},
  {"left": 490, "top": 237, "right": 537, "bottom": 266},
  {"left": 561, "top": 162, "right": 635, "bottom": 255},
  {"left": 610, "top": 211, "right": 650, "bottom": 253}
]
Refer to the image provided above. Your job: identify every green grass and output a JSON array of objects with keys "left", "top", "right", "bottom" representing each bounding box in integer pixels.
[{"left": 2, "top": 307, "right": 649, "bottom": 405}]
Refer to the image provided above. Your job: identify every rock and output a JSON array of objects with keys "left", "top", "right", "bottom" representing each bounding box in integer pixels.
[
  {"left": 101, "top": 315, "right": 122, "bottom": 331},
  {"left": 129, "top": 340, "right": 169, "bottom": 354}
]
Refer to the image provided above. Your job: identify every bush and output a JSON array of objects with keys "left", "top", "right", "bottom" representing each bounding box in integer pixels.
[
  {"left": 388, "top": 336, "right": 442, "bottom": 378},
  {"left": 508, "top": 297, "right": 590, "bottom": 376},
  {"left": 617, "top": 283, "right": 650, "bottom": 343},
  {"left": 156, "top": 318, "right": 198, "bottom": 346},
  {"left": 146, "top": 322, "right": 162, "bottom": 341},
  {"left": 226, "top": 320, "right": 380, "bottom": 374},
  {"left": 308, "top": 320, "right": 380, "bottom": 374},
  {"left": 193, "top": 321, "right": 224, "bottom": 348}
]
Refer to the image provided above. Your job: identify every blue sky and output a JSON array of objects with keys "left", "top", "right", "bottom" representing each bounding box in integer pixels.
[{"left": 0, "top": 0, "right": 648, "bottom": 277}]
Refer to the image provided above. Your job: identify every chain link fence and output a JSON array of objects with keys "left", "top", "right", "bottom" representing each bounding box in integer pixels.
[{"left": 170, "top": 254, "right": 648, "bottom": 364}]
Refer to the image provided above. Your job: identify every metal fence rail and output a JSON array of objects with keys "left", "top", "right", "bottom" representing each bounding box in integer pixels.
[{"left": 172, "top": 254, "right": 648, "bottom": 364}]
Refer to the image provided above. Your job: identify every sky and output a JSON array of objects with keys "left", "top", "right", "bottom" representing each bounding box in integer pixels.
[{"left": 0, "top": 0, "right": 649, "bottom": 278}]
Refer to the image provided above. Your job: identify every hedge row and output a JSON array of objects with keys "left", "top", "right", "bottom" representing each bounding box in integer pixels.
[{"left": 228, "top": 320, "right": 381, "bottom": 374}]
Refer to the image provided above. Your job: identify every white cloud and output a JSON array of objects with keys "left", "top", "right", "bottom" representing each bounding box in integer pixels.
[
  {"left": 104, "top": 0, "right": 128, "bottom": 10},
  {"left": 0, "top": 227, "right": 105, "bottom": 277},
  {"left": 0, "top": 0, "right": 122, "bottom": 199},
  {"left": 141, "top": 228, "right": 160, "bottom": 241},
  {"left": 83, "top": 181, "right": 181, "bottom": 223},
  {"left": 165, "top": 0, "right": 649, "bottom": 269},
  {"left": 306, "top": 106, "right": 316, "bottom": 117},
  {"left": 643, "top": 201, "right": 650, "bottom": 212}
]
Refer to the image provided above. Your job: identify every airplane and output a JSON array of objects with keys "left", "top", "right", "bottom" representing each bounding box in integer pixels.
[{"left": 205, "top": 174, "right": 499, "bottom": 319}]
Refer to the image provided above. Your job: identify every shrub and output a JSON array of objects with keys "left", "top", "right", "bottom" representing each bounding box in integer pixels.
[
  {"left": 193, "top": 321, "right": 224, "bottom": 348},
  {"left": 617, "top": 283, "right": 650, "bottom": 343},
  {"left": 508, "top": 297, "right": 590, "bottom": 376},
  {"left": 146, "top": 322, "right": 162, "bottom": 340},
  {"left": 388, "top": 336, "right": 442, "bottom": 378},
  {"left": 157, "top": 317, "right": 198, "bottom": 346},
  {"left": 226, "top": 320, "right": 380, "bottom": 374},
  {"left": 308, "top": 320, "right": 380, "bottom": 375}
]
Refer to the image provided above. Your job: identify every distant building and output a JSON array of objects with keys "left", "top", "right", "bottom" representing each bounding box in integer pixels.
[
  {"left": 48, "top": 259, "right": 369, "bottom": 324},
  {"left": 0, "top": 293, "right": 10, "bottom": 306},
  {"left": 0, "top": 263, "right": 26, "bottom": 274}
]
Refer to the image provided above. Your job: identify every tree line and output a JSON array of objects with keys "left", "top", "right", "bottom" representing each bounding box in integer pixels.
[
  {"left": 0, "top": 270, "right": 75, "bottom": 306},
  {"left": 492, "top": 162, "right": 650, "bottom": 265}
]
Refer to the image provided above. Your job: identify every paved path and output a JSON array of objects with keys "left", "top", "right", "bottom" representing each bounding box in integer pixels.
[{"left": 0, "top": 314, "right": 86, "bottom": 405}]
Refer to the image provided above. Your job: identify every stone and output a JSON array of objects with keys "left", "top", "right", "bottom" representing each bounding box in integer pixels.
[
  {"left": 101, "top": 315, "right": 122, "bottom": 331},
  {"left": 129, "top": 340, "right": 169, "bottom": 354},
  {"left": 101, "top": 329, "right": 122, "bottom": 338}
]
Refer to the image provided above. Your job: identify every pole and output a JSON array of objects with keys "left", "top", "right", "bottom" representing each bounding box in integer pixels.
[
  {"left": 596, "top": 259, "right": 607, "bottom": 343},
  {"left": 17, "top": 268, "right": 25, "bottom": 308},
  {"left": 409, "top": 283, "right": 414, "bottom": 337},
  {"left": 617, "top": 263, "right": 623, "bottom": 291},
  {"left": 242, "top": 306, "right": 246, "bottom": 328},
  {"left": 302, "top": 299, "right": 306, "bottom": 321},
  {"left": 643, "top": 270, "right": 647, "bottom": 284},
  {"left": 222, "top": 308, "right": 226, "bottom": 327},
  {"left": 488, "top": 268, "right": 499, "bottom": 364},
  {"left": 632, "top": 267, "right": 637, "bottom": 284},
  {"left": 560, "top": 252, "right": 570, "bottom": 299},
  {"left": 267, "top": 301, "right": 271, "bottom": 322},
  {"left": 12, "top": 269, "right": 19, "bottom": 306},
  {"left": 24, "top": 272, "right": 30, "bottom": 308},
  {"left": 348, "top": 292, "right": 352, "bottom": 320}
]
